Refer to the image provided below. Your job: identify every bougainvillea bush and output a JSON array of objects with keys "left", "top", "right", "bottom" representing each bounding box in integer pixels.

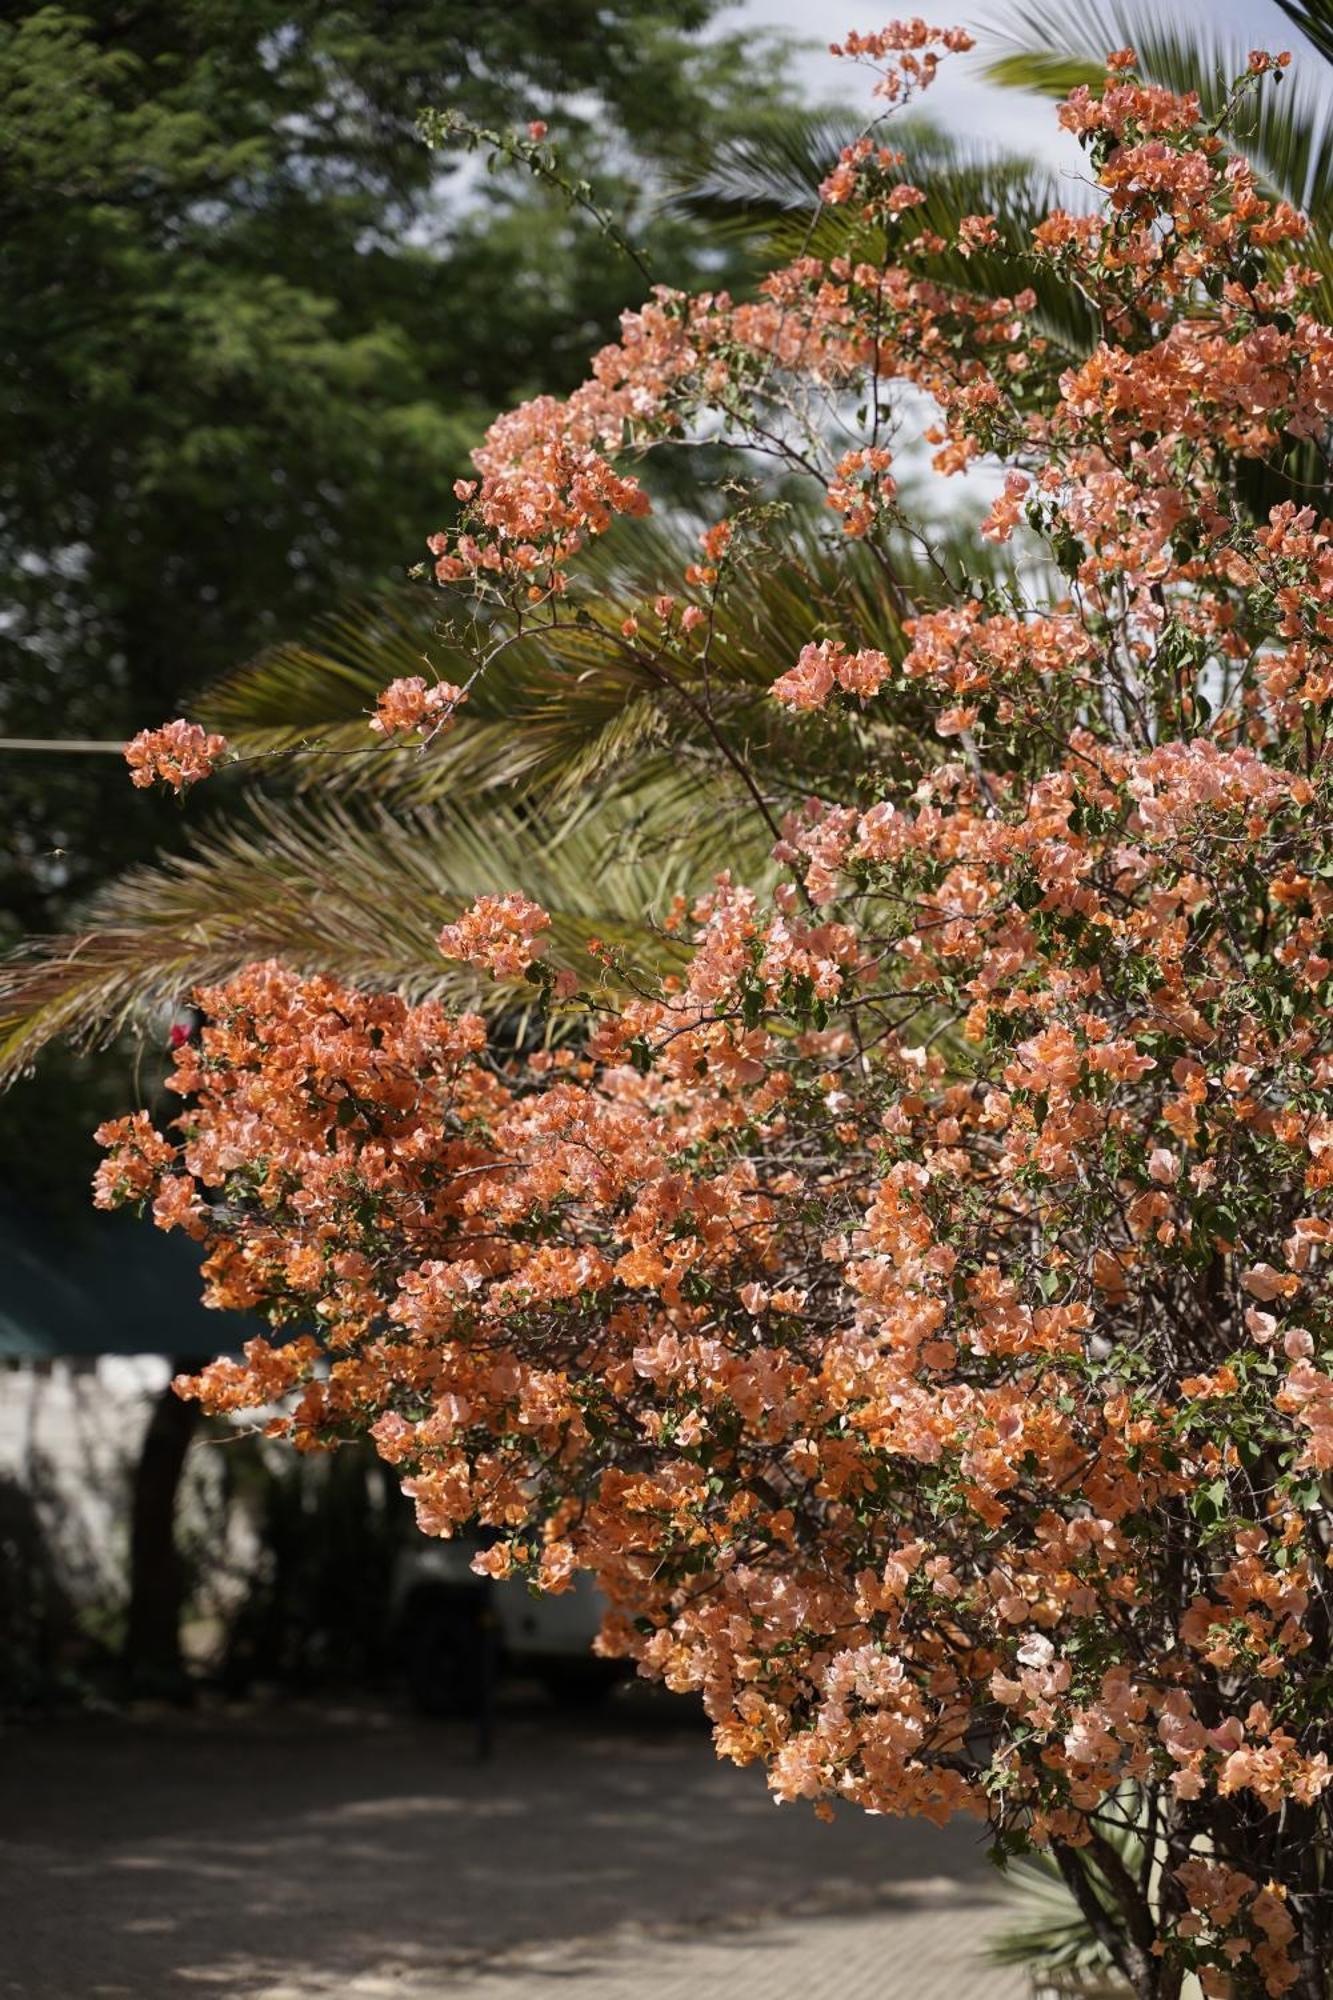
[{"left": 100, "top": 25, "right": 1333, "bottom": 1997}]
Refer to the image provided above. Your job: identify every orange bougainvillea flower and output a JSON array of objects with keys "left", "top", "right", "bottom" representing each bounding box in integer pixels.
[
  {"left": 103, "top": 31, "right": 1333, "bottom": 1997},
  {"left": 124, "top": 719, "right": 228, "bottom": 792}
]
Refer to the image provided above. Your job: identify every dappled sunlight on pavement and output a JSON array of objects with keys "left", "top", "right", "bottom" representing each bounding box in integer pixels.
[{"left": 0, "top": 1693, "right": 1023, "bottom": 1998}]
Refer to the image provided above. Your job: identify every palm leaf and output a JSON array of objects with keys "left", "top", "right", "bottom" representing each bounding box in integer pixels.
[
  {"left": 199, "top": 516, "right": 1013, "bottom": 815},
  {"left": 0, "top": 785, "right": 773, "bottom": 1081},
  {"left": 1276, "top": 2, "right": 1333, "bottom": 71},
  {"left": 671, "top": 109, "right": 1097, "bottom": 360},
  {"left": 983, "top": 3, "right": 1333, "bottom": 221},
  {"left": 986, "top": 1850, "right": 1118, "bottom": 1975}
]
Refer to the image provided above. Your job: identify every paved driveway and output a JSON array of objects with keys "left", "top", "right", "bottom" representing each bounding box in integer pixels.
[{"left": 0, "top": 1693, "right": 1025, "bottom": 1999}]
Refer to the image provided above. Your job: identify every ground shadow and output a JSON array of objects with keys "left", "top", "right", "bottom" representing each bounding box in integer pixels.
[{"left": 0, "top": 1691, "right": 1007, "bottom": 1998}]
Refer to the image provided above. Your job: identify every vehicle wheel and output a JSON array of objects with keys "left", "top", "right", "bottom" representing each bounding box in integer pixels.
[
  {"left": 538, "top": 1659, "right": 624, "bottom": 1707},
  {"left": 402, "top": 1595, "right": 490, "bottom": 1718}
]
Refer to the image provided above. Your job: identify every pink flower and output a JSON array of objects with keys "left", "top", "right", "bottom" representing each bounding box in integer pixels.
[
  {"left": 370, "top": 676, "right": 468, "bottom": 740},
  {"left": 772, "top": 644, "right": 836, "bottom": 711},
  {"left": 772, "top": 640, "right": 891, "bottom": 711},
  {"left": 886, "top": 183, "right": 927, "bottom": 217},
  {"left": 957, "top": 213, "right": 999, "bottom": 257},
  {"left": 151, "top": 1175, "right": 206, "bottom": 1239},
  {"left": 370, "top": 1412, "right": 417, "bottom": 1463},
  {"left": 1243, "top": 1264, "right": 1297, "bottom": 1302},
  {"left": 124, "top": 720, "right": 228, "bottom": 792},
  {"left": 438, "top": 893, "right": 552, "bottom": 979},
  {"left": 935, "top": 704, "right": 979, "bottom": 737},
  {"left": 980, "top": 471, "right": 1030, "bottom": 544}
]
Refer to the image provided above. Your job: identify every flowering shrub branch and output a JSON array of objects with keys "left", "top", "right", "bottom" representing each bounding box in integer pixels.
[
  {"left": 418, "top": 108, "right": 655, "bottom": 285},
  {"left": 104, "top": 24, "right": 1333, "bottom": 1997}
]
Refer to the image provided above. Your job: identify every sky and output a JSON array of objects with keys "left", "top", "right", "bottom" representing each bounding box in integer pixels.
[{"left": 724, "top": 0, "right": 1319, "bottom": 178}]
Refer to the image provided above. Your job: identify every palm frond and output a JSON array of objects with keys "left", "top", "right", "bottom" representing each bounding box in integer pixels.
[
  {"left": 983, "top": 3, "right": 1333, "bottom": 221},
  {"left": 667, "top": 107, "right": 866, "bottom": 250},
  {"left": 0, "top": 786, "right": 773, "bottom": 1081},
  {"left": 199, "top": 516, "right": 1015, "bottom": 815},
  {"left": 670, "top": 109, "right": 1096, "bottom": 360},
  {"left": 986, "top": 1851, "right": 1117, "bottom": 1974},
  {"left": 1276, "top": 1, "right": 1333, "bottom": 71}
]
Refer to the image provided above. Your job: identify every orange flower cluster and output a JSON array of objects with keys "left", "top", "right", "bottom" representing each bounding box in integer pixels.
[
  {"left": 770, "top": 639, "right": 892, "bottom": 710},
  {"left": 106, "top": 33, "right": 1333, "bottom": 1998},
  {"left": 124, "top": 720, "right": 228, "bottom": 792},
  {"left": 436, "top": 891, "right": 551, "bottom": 980},
  {"left": 369, "top": 676, "right": 468, "bottom": 740},
  {"left": 828, "top": 20, "right": 975, "bottom": 109}
]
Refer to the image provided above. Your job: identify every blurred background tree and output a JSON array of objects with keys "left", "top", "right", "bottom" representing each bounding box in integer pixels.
[
  {"left": 0, "top": 0, "right": 796, "bottom": 936},
  {"left": 0, "top": 0, "right": 799, "bottom": 1216}
]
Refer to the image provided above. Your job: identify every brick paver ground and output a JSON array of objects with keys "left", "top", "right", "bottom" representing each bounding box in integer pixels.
[{"left": 0, "top": 1695, "right": 1026, "bottom": 2000}]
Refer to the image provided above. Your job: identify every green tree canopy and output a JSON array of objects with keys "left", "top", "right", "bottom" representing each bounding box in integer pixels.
[{"left": 0, "top": 1, "right": 795, "bottom": 928}]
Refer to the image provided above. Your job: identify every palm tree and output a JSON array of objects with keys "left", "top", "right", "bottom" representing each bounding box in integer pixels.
[{"left": 0, "top": 510, "right": 1026, "bottom": 1078}]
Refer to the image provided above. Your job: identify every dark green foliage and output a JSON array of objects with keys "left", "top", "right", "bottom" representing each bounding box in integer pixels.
[{"left": 0, "top": 0, "right": 795, "bottom": 927}]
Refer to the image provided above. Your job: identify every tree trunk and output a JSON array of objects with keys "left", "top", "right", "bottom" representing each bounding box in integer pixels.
[{"left": 123, "top": 1363, "right": 202, "bottom": 1697}]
